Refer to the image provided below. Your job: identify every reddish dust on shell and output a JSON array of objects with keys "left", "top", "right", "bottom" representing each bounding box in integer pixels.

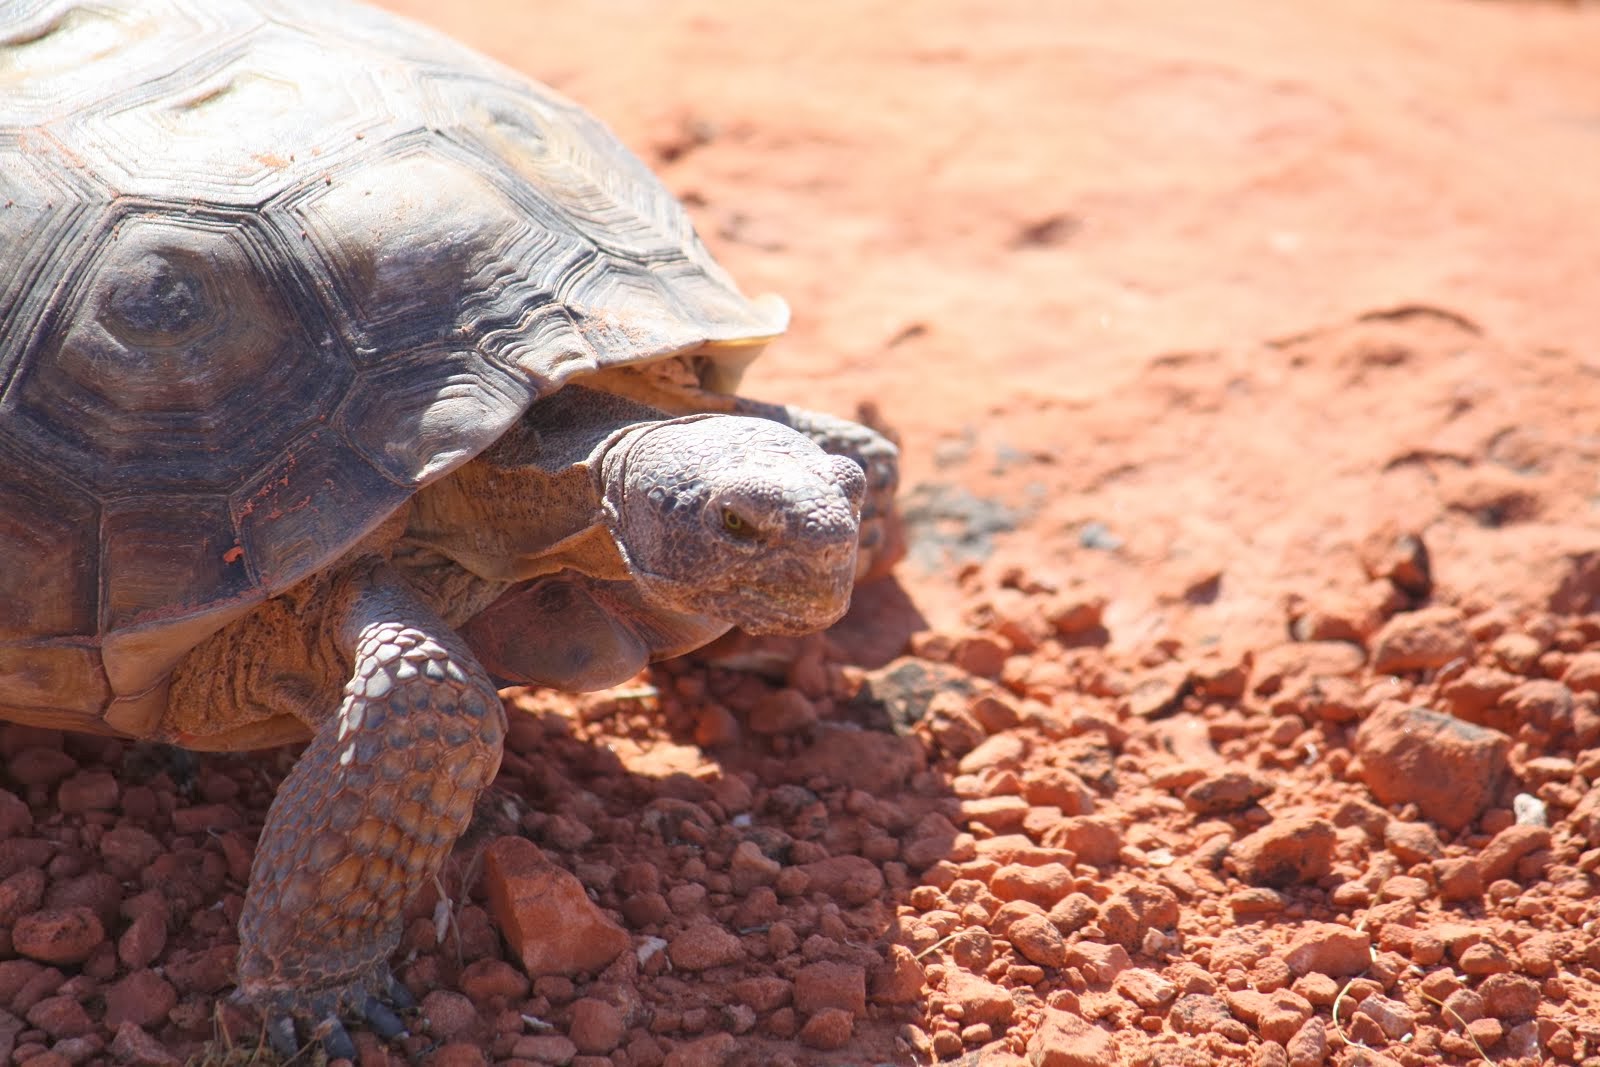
[{"left": 5, "top": 1, "right": 1600, "bottom": 1065}]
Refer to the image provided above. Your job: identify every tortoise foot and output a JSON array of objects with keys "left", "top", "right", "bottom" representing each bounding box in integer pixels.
[{"left": 244, "top": 969, "right": 418, "bottom": 1062}]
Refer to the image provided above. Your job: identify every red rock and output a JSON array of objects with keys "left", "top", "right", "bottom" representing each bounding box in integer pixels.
[
  {"left": 1478, "top": 973, "right": 1540, "bottom": 1020},
  {"left": 1370, "top": 607, "right": 1474, "bottom": 674},
  {"left": 1440, "top": 667, "right": 1519, "bottom": 728},
  {"left": 1378, "top": 874, "right": 1430, "bottom": 902},
  {"left": 98, "top": 825, "right": 164, "bottom": 875},
  {"left": 1433, "top": 857, "right": 1485, "bottom": 902},
  {"left": 0, "top": 788, "right": 32, "bottom": 838},
  {"left": 429, "top": 1044, "right": 488, "bottom": 1067},
  {"left": 1048, "top": 816, "right": 1122, "bottom": 866},
  {"left": 421, "top": 990, "right": 477, "bottom": 1040},
  {"left": 1284, "top": 923, "right": 1370, "bottom": 977},
  {"left": 1464, "top": 1016, "right": 1504, "bottom": 1048},
  {"left": 1356, "top": 994, "right": 1416, "bottom": 1040},
  {"left": 1125, "top": 664, "right": 1191, "bottom": 719},
  {"left": 484, "top": 837, "right": 629, "bottom": 978},
  {"left": 1562, "top": 650, "right": 1600, "bottom": 692},
  {"left": 1477, "top": 824, "right": 1551, "bottom": 883},
  {"left": 510, "top": 1033, "right": 579, "bottom": 1062},
  {"left": 1500, "top": 678, "right": 1572, "bottom": 729},
  {"left": 944, "top": 970, "right": 1014, "bottom": 1026},
  {"left": 1044, "top": 594, "right": 1106, "bottom": 638},
  {"left": 169, "top": 803, "right": 243, "bottom": 835},
  {"left": 1354, "top": 704, "right": 1510, "bottom": 831},
  {"left": 1114, "top": 968, "right": 1178, "bottom": 1010},
  {"left": 103, "top": 970, "right": 177, "bottom": 1030},
  {"left": 970, "top": 692, "right": 1023, "bottom": 733},
  {"left": 25, "top": 994, "right": 93, "bottom": 1038},
  {"left": 12, "top": 907, "right": 104, "bottom": 965},
  {"left": 958, "top": 732, "right": 1027, "bottom": 774},
  {"left": 8, "top": 747, "right": 77, "bottom": 788},
  {"left": 798, "top": 854, "right": 884, "bottom": 905},
  {"left": 1383, "top": 820, "right": 1442, "bottom": 862},
  {"left": 731, "top": 975, "right": 792, "bottom": 1012},
  {"left": 1260, "top": 1002, "right": 1312, "bottom": 1044},
  {"left": 55, "top": 770, "right": 119, "bottom": 813},
  {"left": 621, "top": 891, "right": 672, "bottom": 927},
  {"left": 457, "top": 953, "right": 524, "bottom": 1004},
  {"left": 726, "top": 841, "right": 780, "bottom": 894},
  {"left": 991, "top": 863, "right": 1073, "bottom": 907},
  {"left": 0, "top": 959, "right": 62, "bottom": 1013},
  {"left": 533, "top": 974, "right": 576, "bottom": 1004},
  {"left": 784, "top": 725, "right": 923, "bottom": 794},
  {"left": 162, "top": 945, "right": 234, "bottom": 995},
  {"left": 666, "top": 882, "right": 709, "bottom": 918},
  {"left": 1226, "top": 816, "right": 1335, "bottom": 887},
  {"left": 1022, "top": 768, "right": 1096, "bottom": 814},
  {"left": 568, "top": 997, "right": 624, "bottom": 1054},
  {"left": 1514, "top": 932, "right": 1562, "bottom": 976},
  {"left": 1280, "top": 1017, "right": 1331, "bottom": 1067},
  {"left": 661, "top": 1032, "right": 736, "bottom": 1067},
  {"left": 798, "top": 1006, "right": 854, "bottom": 1050},
  {"left": 1521, "top": 755, "right": 1576, "bottom": 787},
  {"left": 947, "top": 631, "right": 1009, "bottom": 678},
  {"left": 0, "top": 837, "right": 54, "bottom": 880},
  {"left": 1169, "top": 993, "right": 1234, "bottom": 1036},
  {"left": 1064, "top": 941, "right": 1131, "bottom": 984},
  {"left": 903, "top": 812, "right": 962, "bottom": 870},
  {"left": 1121, "top": 884, "right": 1179, "bottom": 930},
  {"left": 871, "top": 945, "right": 925, "bottom": 1005},
  {"left": 960, "top": 794, "right": 1030, "bottom": 833},
  {"left": 1182, "top": 771, "right": 1274, "bottom": 814},
  {"left": 45, "top": 871, "right": 122, "bottom": 929},
  {"left": 666, "top": 921, "right": 743, "bottom": 971},
  {"left": 109, "top": 1022, "right": 182, "bottom": 1066},
  {"left": 0, "top": 868, "right": 45, "bottom": 926},
  {"left": 1359, "top": 527, "right": 1431, "bottom": 595},
  {"left": 1027, "top": 1009, "right": 1116, "bottom": 1067},
  {"left": 1441, "top": 987, "right": 1486, "bottom": 1025},
  {"left": 1007, "top": 913, "right": 1069, "bottom": 967},
  {"left": 747, "top": 688, "right": 818, "bottom": 734},
  {"left": 794, "top": 961, "right": 866, "bottom": 1016},
  {"left": 117, "top": 911, "right": 167, "bottom": 971}
]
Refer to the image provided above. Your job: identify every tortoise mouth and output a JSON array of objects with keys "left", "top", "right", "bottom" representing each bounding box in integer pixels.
[{"left": 636, "top": 550, "right": 857, "bottom": 636}]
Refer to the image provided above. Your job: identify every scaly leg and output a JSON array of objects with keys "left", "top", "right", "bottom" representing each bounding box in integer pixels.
[{"left": 234, "top": 562, "right": 506, "bottom": 1055}]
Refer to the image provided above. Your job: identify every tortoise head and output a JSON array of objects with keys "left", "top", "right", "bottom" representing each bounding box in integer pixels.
[{"left": 601, "top": 414, "right": 865, "bottom": 635}]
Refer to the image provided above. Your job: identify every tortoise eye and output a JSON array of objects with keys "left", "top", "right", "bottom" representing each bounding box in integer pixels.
[{"left": 721, "top": 507, "right": 755, "bottom": 537}]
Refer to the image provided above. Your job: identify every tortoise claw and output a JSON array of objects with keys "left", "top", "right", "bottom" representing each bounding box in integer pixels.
[
  {"left": 265, "top": 1015, "right": 301, "bottom": 1060},
  {"left": 363, "top": 994, "right": 409, "bottom": 1041},
  {"left": 386, "top": 974, "right": 418, "bottom": 1011},
  {"left": 250, "top": 974, "right": 414, "bottom": 1061},
  {"left": 318, "top": 1015, "right": 358, "bottom": 1061}
]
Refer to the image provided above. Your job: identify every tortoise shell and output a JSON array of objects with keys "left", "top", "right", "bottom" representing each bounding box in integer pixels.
[{"left": 0, "top": 0, "right": 786, "bottom": 737}]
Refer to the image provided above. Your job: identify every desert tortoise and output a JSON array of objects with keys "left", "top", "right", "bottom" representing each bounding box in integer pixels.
[{"left": 0, "top": 0, "right": 896, "bottom": 1052}]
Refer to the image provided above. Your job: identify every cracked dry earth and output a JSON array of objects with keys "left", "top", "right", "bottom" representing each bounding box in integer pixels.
[{"left": 6, "top": 0, "right": 1600, "bottom": 1065}]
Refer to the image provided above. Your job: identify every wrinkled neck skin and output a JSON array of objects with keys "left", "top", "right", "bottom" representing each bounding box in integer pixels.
[
  {"left": 597, "top": 414, "right": 727, "bottom": 622},
  {"left": 404, "top": 408, "right": 642, "bottom": 587}
]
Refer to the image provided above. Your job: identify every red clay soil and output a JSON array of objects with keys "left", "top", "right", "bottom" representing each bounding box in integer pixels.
[{"left": 6, "top": 0, "right": 1600, "bottom": 1064}]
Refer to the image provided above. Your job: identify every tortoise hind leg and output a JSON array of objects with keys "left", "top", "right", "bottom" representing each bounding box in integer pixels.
[{"left": 234, "top": 560, "right": 505, "bottom": 1052}]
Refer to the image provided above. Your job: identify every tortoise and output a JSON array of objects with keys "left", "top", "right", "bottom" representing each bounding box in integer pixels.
[{"left": 0, "top": 0, "right": 898, "bottom": 1053}]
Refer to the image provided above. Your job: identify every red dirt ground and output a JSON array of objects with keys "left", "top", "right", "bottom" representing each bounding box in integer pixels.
[{"left": 5, "top": 0, "right": 1600, "bottom": 1064}]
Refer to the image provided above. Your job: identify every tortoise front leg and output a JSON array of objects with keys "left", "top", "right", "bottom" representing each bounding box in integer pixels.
[{"left": 235, "top": 562, "right": 506, "bottom": 1054}]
